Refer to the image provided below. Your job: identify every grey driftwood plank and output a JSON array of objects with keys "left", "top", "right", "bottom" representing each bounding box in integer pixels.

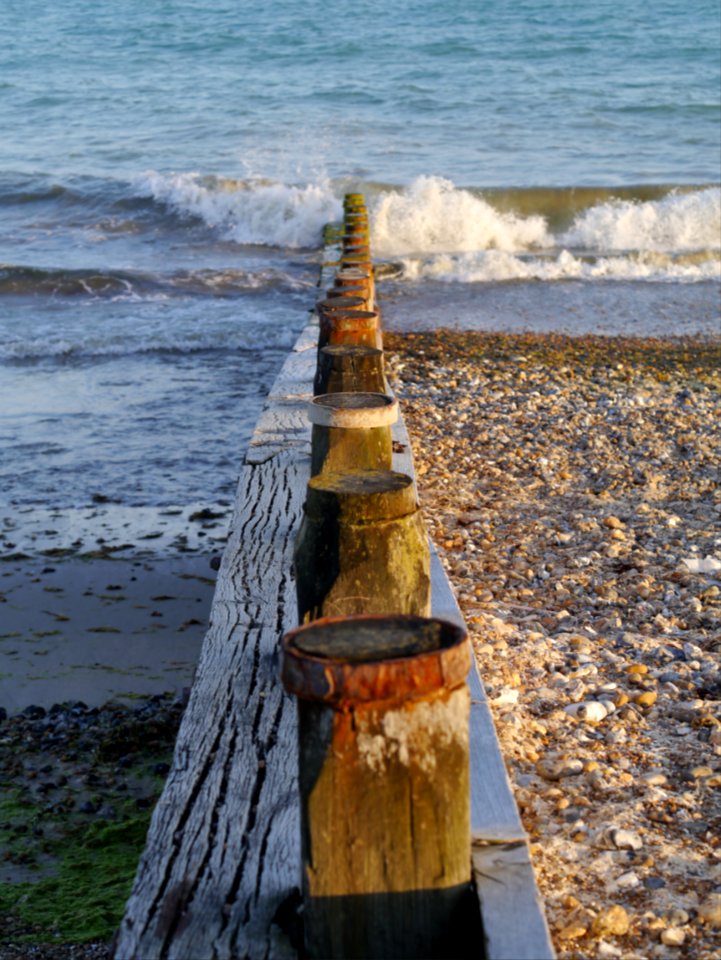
[{"left": 115, "top": 340, "right": 315, "bottom": 960}]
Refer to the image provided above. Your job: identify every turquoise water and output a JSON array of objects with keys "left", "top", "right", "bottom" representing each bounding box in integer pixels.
[
  {"left": 0, "top": 0, "right": 719, "bottom": 520},
  {"left": 3, "top": 0, "right": 720, "bottom": 185}
]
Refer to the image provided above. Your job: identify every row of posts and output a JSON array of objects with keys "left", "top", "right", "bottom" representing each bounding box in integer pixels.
[{"left": 281, "top": 194, "right": 477, "bottom": 959}]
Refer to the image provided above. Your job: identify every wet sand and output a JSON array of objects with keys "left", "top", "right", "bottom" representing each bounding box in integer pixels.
[
  {"left": 0, "top": 556, "right": 216, "bottom": 713},
  {"left": 0, "top": 501, "right": 229, "bottom": 714}
]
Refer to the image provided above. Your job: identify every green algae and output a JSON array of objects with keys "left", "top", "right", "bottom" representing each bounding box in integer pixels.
[
  {"left": 0, "top": 806, "right": 153, "bottom": 942},
  {"left": 0, "top": 694, "right": 182, "bottom": 947}
]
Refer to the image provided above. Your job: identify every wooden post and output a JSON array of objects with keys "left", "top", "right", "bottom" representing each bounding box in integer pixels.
[
  {"left": 281, "top": 613, "right": 477, "bottom": 959},
  {"left": 343, "top": 192, "right": 366, "bottom": 209},
  {"left": 340, "top": 255, "right": 371, "bottom": 267},
  {"left": 332, "top": 268, "right": 372, "bottom": 307},
  {"left": 344, "top": 214, "right": 369, "bottom": 230},
  {"left": 343, "top": 226, "right": 370, "bottom": 244},
  {"left": 319, "top": 309, "right": 380, "bottom": 350},
  {"left": 342, "top": 241, "right": 371, "bottom": 258},
  {"left": 336, "top": 259, "right": 375, "bottom": 300},
  {"left": 334, "top": 267, "right": 371, "bottom": 289},
  {"left": 325, "top": 285, "right": 373, "bottom": 310},
  {"left": 309, "top": 392, "right": 397, "bottom": 476},
  {"left": 314, "top": 344, "right": 386, "bottom": 395},
  {"left": 293, "top": 469, "right": 431, "bottom": 623}
]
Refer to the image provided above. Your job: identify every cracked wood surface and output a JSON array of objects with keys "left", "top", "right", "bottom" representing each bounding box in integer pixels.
[{"left": 116, "top": 311, "right": 553, "bottom": 959}]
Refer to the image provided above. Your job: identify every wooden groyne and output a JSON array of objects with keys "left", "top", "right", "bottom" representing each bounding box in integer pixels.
[{"left": 115, "top": 195, "right": 554, "bottom": 960}]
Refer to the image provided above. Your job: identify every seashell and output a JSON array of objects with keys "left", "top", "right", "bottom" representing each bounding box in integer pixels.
[{"left": 564, "top": 701, "right": 608, "bottom": 723}]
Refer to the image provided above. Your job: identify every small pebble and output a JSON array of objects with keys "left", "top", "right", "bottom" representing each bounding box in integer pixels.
[
  {"left": 660, "top": 927, "right": 685, "bottom": 947},
  {"left": 592, "top": 905, "right": 630, "bottom": 937},
  {"left": 644, "top": 877, "right": 666, "bottom": 890},
  {"left": 536, "top": 757, "right": 584, "bottom": 781},
  {"left": 615, "top": 871, "right": 640, "bottom": 889},
  {"left": 611, "top": 829, "right": 643, "bottom": 851},
  {"left": 697, "top": 893, "right": 721, "bottom": 928}
]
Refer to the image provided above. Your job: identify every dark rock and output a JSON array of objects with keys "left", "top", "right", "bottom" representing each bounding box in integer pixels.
[
  {"left": 644, "top": 877, "right": 667, "bottom": 890},
  {"left": 153, "top": 762, "right": 171, "bottom": 777},
  {"left": 189, "top": 507, "right": 225, "bottom": 522},
  {"left": 22, "top": 704, "right": 46, "bottom": 720},
  {"left": 79, "top": 800, "right": 97, "bottom": 814}
]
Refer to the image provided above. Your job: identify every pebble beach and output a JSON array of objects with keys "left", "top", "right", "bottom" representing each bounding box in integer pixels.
[{"left": 384, "top": 329, "right": 721, "bottom": 959}]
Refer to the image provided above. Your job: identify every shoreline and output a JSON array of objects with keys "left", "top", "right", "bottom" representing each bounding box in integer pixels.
[
  {"left": 386, "top": 329, "right": 721, "bottom": 959},
  {"left": 0, "top": 500, "right": 228, "bottom": 715},
  {"left": 380, "top": 279, "right": 721, "bottom": 340},
  {"left": 1, "top": 328, "right": 719, "bottom": 955}
]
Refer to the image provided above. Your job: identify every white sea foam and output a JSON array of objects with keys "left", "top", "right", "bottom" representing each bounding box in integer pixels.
[
  {"left": 560, "top": 188, "right": 721, "bottom": 253},
  {"left": 373, "top": 179, "right": 721, "bottom": 283},
  {"left": 370, "top": 176, "right": 551, "bottom": 256},
  {"left": 135, "top": 172, "right": 342, "bottom": 248},
  {"left": 398, "top": 249, "right": 721, "bottom": 284}
]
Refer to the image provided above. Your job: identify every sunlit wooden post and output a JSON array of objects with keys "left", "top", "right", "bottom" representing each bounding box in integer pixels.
[
  {"left": 314, "top": 344, "right": 386, "bottom": 395},
  {"left": 293, "top": 469, "right": 431, "bottom": 623},
  {"left": 281, "top": 613, "right": 474, "bottom": 959},
  {"left": 309, "top": 392, "right": 397, "bottom": 476}
]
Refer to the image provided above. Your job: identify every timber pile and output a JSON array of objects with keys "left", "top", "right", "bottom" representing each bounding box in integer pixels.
[{"left": 115, "top": 195, "right": 553, "bottom": 959}]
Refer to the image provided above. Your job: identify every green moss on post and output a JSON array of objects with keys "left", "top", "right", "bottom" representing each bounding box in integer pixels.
[
  {"left": 314, "top": 344, "right": 386, "bottom": 395},
  {"left": 293, "top": 469, "right": 431, "bottom": 623}
]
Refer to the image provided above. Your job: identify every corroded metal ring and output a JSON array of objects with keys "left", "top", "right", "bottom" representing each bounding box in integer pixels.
[{"left": 282, "top": 614, "right": 470, "bottom": 705}]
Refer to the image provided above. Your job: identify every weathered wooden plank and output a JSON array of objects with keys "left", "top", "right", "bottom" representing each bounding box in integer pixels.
[{"left": 115, "top": 323, "right": 318, "bottom": 958}]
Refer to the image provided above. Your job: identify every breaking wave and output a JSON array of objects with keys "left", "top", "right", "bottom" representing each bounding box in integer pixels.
[
  {"left": 369, "top": 177, "right": 721, "bottom": 283},
  {"left": 134, "top": 172, "right": 342, "bottom": 248}
]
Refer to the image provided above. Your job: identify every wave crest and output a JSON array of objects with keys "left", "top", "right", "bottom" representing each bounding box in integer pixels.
[
  {"left": 560, "top": 187, "right": 721, "bottom": 253},
  {"left": 135, "top": 172, "right": 342, "bottom": 248},
  {"left": 397, "top": 249, "right": 721, "bottom": 283},
  {"left": 370, "top": 176, "right": 551, "bottom": 256}
]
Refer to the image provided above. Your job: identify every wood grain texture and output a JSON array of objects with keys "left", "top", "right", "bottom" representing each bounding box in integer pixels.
[{"left": 115, "top": 338, "right": 315, "bottom": 960}]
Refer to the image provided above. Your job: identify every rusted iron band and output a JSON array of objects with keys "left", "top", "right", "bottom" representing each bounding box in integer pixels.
[{"left": 282, "top": 614, "right": 469, "bottom": 705}]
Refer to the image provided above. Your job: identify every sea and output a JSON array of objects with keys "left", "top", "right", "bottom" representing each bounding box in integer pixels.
[{"left": 1, "top": 0, "right": 719, "bottom": 544}]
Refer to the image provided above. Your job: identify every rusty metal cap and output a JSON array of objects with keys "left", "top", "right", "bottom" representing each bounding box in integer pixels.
[
  {"left": 308, "top": 392, "right": 398, "bottom": 428},
  {"left": 317, "top": 296, "right": 366, "bottom": 314},
  {"left": 282, "top": 614, "right": 469, "bottom": 705},
  {"left": 326, "top": 309, "right": 378, "bottom": 329}
]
